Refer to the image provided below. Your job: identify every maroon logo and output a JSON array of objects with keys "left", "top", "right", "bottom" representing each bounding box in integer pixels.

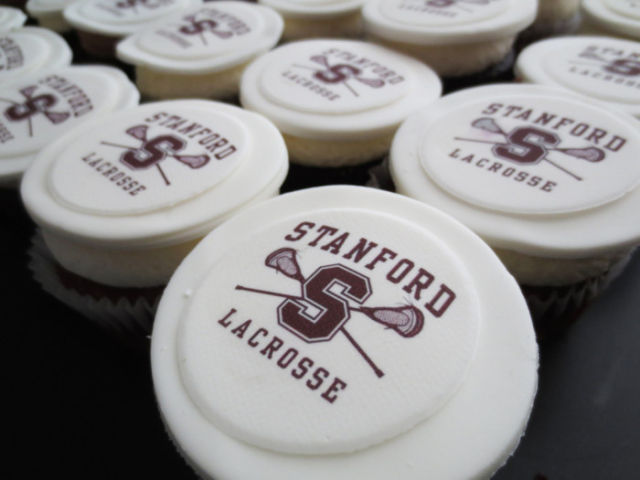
[
  {"left": 236, "top": 248, "right": 424, "bottom": 378},
  {"left": 179, "top": 15, "right": 233, "bottom": 45},
  {"left": 101, "top": 125, "right": 210, "bottom": 186},
  {"left": 424, "top": 0, "right": 494, "bottom": 9},
  {"left": 293, "top": 55, "right": 385, "bottom": 97},
  {"left": 455, "top": 118, "right": 605, "bottom": 181},
  {"left": 576, "top": 49, "right": 640, "bottom": 77},
  {"left": 0, "top": 86, "right": 70, "bottom": 137},
  {"left": 114, "top": 0, "right": 165, "bottom": 13}
]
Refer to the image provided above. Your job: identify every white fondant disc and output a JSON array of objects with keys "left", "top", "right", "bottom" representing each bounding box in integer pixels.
[
  {"left": 0, "top": 28, "right": 72, "bottom": 85},
  {"left": 258, "top": 40, "right": 412, "bottom": 115},
  {"left": 151, "top": 186, "right": 538, "bottom": 480},
  {"left": 391, "top": 84, "right": 640, "bottom": 256},
  {"left": 258, "top": 0, "right": 366, "bottom": 17},
  {"left": 178, "top": 209, "right": 480, "bottom": 454},
  {"left": 419, "top": 93, "right": 640, "bottom": 215},
  {"left": 0, "top": 65, "right": 138, "bottom": 184},
  {"left": 582, "top": 0, "right": 640, "bottom": 40},
  {"left": 49, "top": 104, "right": 248, "bottom": 215},
  {"left": 21, "top": 100, "right": 288, "bottom": 248},
  {"left": 380, "top": 0, "right": 508, "bottom": 27},
  {"left": 605, "top": 0, "right": 640, "bottom": 20},
  {"left": 117, "top": 3, "right": 283, "bottom": 73},
  {"left": 362, "top": 0, "right": 537, "bottom": 44},
  {"left": 241, "top": 39, "right": 441, "bottom": 139},
  {"left": 0, "top": 7, "right": 27, "bottom": 32},
  {"left": 516, "top": 37, "right": 640, "bottom": 119},
  {"left": 64, "top": 0, "right": 203, "bottom": 36}
]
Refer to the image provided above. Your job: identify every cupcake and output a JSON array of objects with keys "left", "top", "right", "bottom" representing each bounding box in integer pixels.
[
  {"left": 117, "top": 2, "right": 283, "bottom": 101},
  {"left": 390, "top": 84, "right": 640, "bottom": 337},
  {"left": 26, "top": 0, "right": 80, "bottom": 33},
  {"left": 0, "top": 7, "right": 27, "bottom": 32},
  {"left": 518, "top": 0, "right": 581, "bottom": 48},
  {"left": 240, "top": 38, "right": 441, "bottom": 183},
  {"left": 0, "top": 65, "right": 139, "bottom": 188},
  {"left": 21, "top": 100, "right": 288, "bottom": 337},
  {"left": 516, "top": 36, "right": 640, "bottom": 120},
  {"left": 580, "top": 0, "right": 640, "bottom": 41},
  {"left": 63, "top": 0, "right": 203, "bottom": 59},
  {"left": 151, "top": 185, "right": 538, "bottom": 480},
  {"left": 362, "top": 0, "right": 537, "bottom": 91},
  {"left": 257, "top": 0, "right": 366, "bottom": 42},
  {"left": 0, "top": 27, "right": 72, "bottom": 85}
]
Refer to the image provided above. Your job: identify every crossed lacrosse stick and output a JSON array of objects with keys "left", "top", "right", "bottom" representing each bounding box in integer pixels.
[
  {"left": 292, "top": 56, "right": 384, "bottom": 97},
  {"left": 455, "top": 117, "right": 605, "bottom": 181},
  {"left": 101, "top": 125, "right": 210, "bottom": 186},
  {"left": 570, "top": 50, "right": 640, "bottom": 74},
  {"left": 425, "top": 0, "right": 495, "bottom": 12},
  {"left": 179, "top": 15, "right": 233, "bottom": 46},
  {"left": 0, "top": 86, "right": 70, "bottom": 137},
  {"left": 236, "top": 248, "right": 424, "bottom": 378}
]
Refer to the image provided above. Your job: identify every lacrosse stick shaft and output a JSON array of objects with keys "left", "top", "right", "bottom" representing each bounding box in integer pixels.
[
  {"left": 340, "top": 327, "right": 384, "bottom": 378},
  {"left": 156, "top": 164, "right": 170, "bottom": 185},
  {"left": 235, "top": 285, "right": 298, "bottom": 302}
]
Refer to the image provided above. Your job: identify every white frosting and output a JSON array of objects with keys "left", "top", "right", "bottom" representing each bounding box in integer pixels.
[
  {"left": 582, "top": 0, "right": 640, "bottom": 40},
  {"left": 516, "top": 36, "right": 640, "bottom": 119},
  {"left": 390, "top": 84, "right": 640, "bottom": 258},
  {"left": 240, "top": 39, "right": 441, "bottom": 140},
  {"left": 0, "top": 65, "right": 138, "bottom": 186},
  {"left": 0, "top": 7, "right": 27, "bottom": 32},
  {"left": 0, "top": 28, "right": 72, "bottom": 85},
  {"left": 117, "top": 3, "right": 283, "bottom": 74},
  {"left": 152, "top": 186, "right": 538, "bottom": 479},
  {"left": 64, "top": 0, "right": 203, "bottom": 37},
  {"left": 21, "top": 100, "right": 288, "bottom": 249},
  {"left": 27, "top": 0, "right": 80, "bottom": 16},
  {"left": 362, "top": 0, "right": 537, "bottom": 45},
  {"left": 258, "top": 0, "right": 365, "bottom": 19}
]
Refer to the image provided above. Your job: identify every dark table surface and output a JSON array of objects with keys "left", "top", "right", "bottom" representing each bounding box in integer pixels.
[{"left": 3, "top": 189, "right": 639, "bottom": 480}]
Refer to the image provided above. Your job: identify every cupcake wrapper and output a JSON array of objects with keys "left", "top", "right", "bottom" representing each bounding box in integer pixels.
[
  {"left": 366, "top": 156, "right": 395, "bottom": 192},
  {"left": 442, "top": 49, "right": 516, "bottom": 95},
  {"left": 523, "top": 250, "right": 635, "bottom": 340},
  {"left": 517, "top": 12, "right": 582, "bottom": 51},
  {"left": 28, "top": 231, "right": 162, "bottom": 349},
  {"left": 281, "top": 157, "right": 384, "bottom": 193}
]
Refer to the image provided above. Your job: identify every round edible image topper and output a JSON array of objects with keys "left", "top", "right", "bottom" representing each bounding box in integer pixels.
[
  {"left": 583, "top": 0, "right": 640, "bottom": 39},
  {"left": 0, "top": 66, "right": 138, "bottom": 183},
  {"left": 418, "top": 89, "right": 640, "bottom": 215},
  {"left": 517, "top": 37, "right": 640, "bottom": 118},
  {"left": 117, "top": 3, "right": 283, "bottom": 72},
  {"left": 65, "top": 0, "right": 202, "bottom": 35},
  {"left": 0, "top": 7, "right": 27, "bottom": 32},
  {"left": 48, "top": 102, "right": 248, "bottom": 216},
  {"left": 605, "top": 0, "right": 640, "bottom": 20},
  {"left": 259, "top": 40, "right": 413, "bottom": 115},
  {"left": 0, "top": 28, "right": 72, "bottom": 85},
  {"left": 177, "top": 208, "right": 480, "bottom": 455},
  {"left": 380, "top": 0, "right": 508, "bottom": 27}
]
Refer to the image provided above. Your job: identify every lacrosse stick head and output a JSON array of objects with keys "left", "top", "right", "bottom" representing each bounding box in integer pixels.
[
  {"left": 265, "top": 248, "right": 305, "bottom": 283},
  {"left": 472, "top": 118, "right": 506, "bottom": 136},
  {"left": 359, "top": 305, "right": 424, "bottom": 338},
  {"left": 44, "top": 111, "right": 71, "bottom": 125},
  {"left": 174, "top": 154, "right": 210, "bottom": 169},
  {"left": 20, "top": 86, "right": 38, "bottom": 99},
  {"left": 310, "top": 55, "right": 330, "bottom": 67},
  {"left": 559, "top": 147, "right": 605, "bottom": 163},
  {"left": 126, "top": 125, "right": 148, "bottom": 141},
  {"left": 356, "top": 77, "right": 385, "bottom": 89}
]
